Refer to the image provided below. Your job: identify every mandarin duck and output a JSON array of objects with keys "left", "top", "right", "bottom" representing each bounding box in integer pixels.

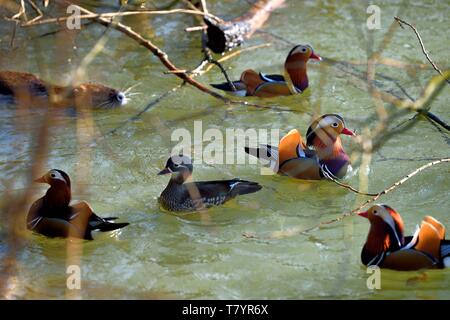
[
  {"left": 358, "top": 204, "right": 450, "bottom": 270},
  {"left": 210, "top": 44, "right": 321, "bottom": 97},
  {"left": 245, "top": 114, "right": 355, "bottom": 180},
  {"left": 27, "top": 169, "right": 129, "bottom": 240},
  {"left": 157, "top": 155, "right": 262, "bottom": 212}
]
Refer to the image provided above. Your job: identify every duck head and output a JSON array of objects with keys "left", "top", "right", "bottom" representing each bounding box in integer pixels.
[
  {"left": 35, "top": 169, "right": 71, "bottom": 207},
  {"left": 284, "top": 44, "right": 321, "bottom": 93},
  {"left": 358, "top": 204, "right": 405, "bottom": 257},
  {"left": 305, "top": 114, "right": 355, "bottom": 158},
  {"left": 35, "top": 169, "right": 71, "bottom": 188},
  {"left": 158, "top": 155, "right": 193, "bottom": 183}
]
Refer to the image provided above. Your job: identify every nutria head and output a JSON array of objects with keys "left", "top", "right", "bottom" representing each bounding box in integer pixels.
[{"left": 73, "top": 83, "right": 127, "bottom": 109}]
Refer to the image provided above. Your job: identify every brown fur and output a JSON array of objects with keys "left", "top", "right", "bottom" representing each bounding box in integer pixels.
[{"left": 0, "top": 71, "right": 123, "bottom": 109}]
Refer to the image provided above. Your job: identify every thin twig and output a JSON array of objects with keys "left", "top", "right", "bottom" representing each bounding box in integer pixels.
[
  {"left": 203, "top": 43, "right": 271, "bottom": 73},
  {"left": 20, "top": 9, "right": 223, "bottom": 27},
  {"left": 243, "top": 158, "right": 450, "bottom": 240},
  {"left": 63, "top": 4, "right": 275, "bottom": 112},
  {"left": 26, "top": 0, "right": 44, "bottom": 24},
  {"left": 99, "top": 83, "right": 184, "bottom": 139},
  {"left": 394, "top": 16, "right": 450, "bottom": 86},
  {"left": 185, "top": 25, "right": 207, "bottom": 32},
  {"left": 321, "top": 170, "right": 378, "bottom": 196}
]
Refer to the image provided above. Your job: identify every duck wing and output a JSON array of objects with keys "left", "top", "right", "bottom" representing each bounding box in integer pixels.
[
  {"left": 184, "top": 179, "right": 262, "bottom": 207},
  {"left": 245, "top": 129, "right": 316, "bottom": 176},
  {"left": 381, "top": 249, "right": 439, "bottom": 271},
  {"left": 278, "top": 157, "right": 322, "bottom": 180},
  {"left": 253, "top": 82, "right": 292, "bottom": 97},
  {"left": 33, "top": 217, "right": 91, "bottom": 239},
  {"left": 70, "top": 201, "right": 129, "bottom": 234},
  {"left": 27, "top": 199, "right": 89, "bottom": 239},
  {"left": 87, "top": 213, "right": 129, "bottom": 233}
]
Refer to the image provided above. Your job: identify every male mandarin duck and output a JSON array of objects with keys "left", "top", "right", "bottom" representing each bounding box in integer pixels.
[
  {"left": 27, "top": 169, "right": 129, "bottom": 240},
  {"left": 157, "top": 155, "right": 262, "bottom": 212},
  {"left": 358, "top": 204, "right": 450, "bottom": 270},
  {"left": 211, "top": 44, "right": 321, "bottom": 97},
  {"left": 245, "top": 114, "right": 356, "bottom": 180}
]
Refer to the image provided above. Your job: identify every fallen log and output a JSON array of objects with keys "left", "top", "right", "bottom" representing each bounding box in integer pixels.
[{"left": 204, "top": 0, "right": 285, "bottom": 53}]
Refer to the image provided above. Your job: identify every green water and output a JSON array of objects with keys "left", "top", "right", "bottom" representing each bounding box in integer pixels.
[{"left": 0, "top": 0, "right": 449, "bottom": 299}]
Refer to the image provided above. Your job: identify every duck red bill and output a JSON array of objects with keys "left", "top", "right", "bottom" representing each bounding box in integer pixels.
[
  {"left": 358, "top": 211, "right": 369, "bottom": 218},
  {"left": 310, "top": 52, "right": 322, "bottom": 61},
  {"left": 34, "top": 176, "right": 46, "bottom": 183},
  {"left": 341, "top": 127, "right": 356, "bottom": 136}
]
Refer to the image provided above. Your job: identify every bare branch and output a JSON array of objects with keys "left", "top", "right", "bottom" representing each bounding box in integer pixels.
[
  {"left": 20, "top": 9, "right": 223, "bottom": 27},
  {"left": 243, "top": 158, "right": 450, "bottom": 240},
  {"left": 394, "top": 16, "right": 450, "bottom": 86}
]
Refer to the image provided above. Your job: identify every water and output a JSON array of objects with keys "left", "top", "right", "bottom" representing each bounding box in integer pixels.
[{"left": 0, "top": 0, "right": 449, "bottom": 299}]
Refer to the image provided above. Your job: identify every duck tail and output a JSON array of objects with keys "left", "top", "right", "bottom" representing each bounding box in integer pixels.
[
  {"left": 245, "top": 145, "right": 276, "bottom": 158},
  {"left": 96, "top": 221, "right": 130, "bottom": 232},
  {"left": 103, "top": 217, "right": 118, "bottom": 221},
  {"left": 89, "top": 213, "right": 129, "bottom": 232},
  {"left": 245, "top": 145, "right": 279, "bottom": 172},
  {"left": 230, "top": 180, "right": 262, "bottom": 197},
  {"left": 210, "top": 81, "right": 247, "bottom": 96}
]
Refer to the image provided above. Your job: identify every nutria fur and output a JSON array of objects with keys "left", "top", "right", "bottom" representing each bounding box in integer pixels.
[{"left": 0, "top": 71, "right": 127, "bottom": 109}]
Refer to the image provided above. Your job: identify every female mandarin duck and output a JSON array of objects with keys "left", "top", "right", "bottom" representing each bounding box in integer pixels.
[
  {"left": 28, "top": 169, "right": 129, "bottom": 240},
  {"left": 245, "top": 114, "right": 356, "bottom": 180},
  {"left": 157, "top": 155, "right": 262, "bottom": 212},
  {"left": 358, "top": 204, "right": 450, "bottom": 270},
  {"left": 211, "top": 44, "right": 321, "bottom": 97}
]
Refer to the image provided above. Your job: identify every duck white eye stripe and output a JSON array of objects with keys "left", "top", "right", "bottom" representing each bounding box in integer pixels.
[
  {"left": 316, "top": 116, "right": 342, "bottom": 130},
  {"left": 50, "top": 170, "right": 67, "bottom": 184}
]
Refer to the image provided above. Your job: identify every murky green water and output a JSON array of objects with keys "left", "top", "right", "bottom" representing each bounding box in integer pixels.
[{"left": 0, "top": 0, "right": 449, "bottom": 299}]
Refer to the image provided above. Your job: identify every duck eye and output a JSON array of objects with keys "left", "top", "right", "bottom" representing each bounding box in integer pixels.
[
  {"left": 301, "top": 48, "right": 307, "bottom": 52},
  {"left": 332, "top": 122, "right": 338, "bottom": 127},
  {"left": 50, "top": 173, "right": 56, "bottom": 178},
  {"left": 373, "top": 210, "right": 378, "bottom": 214}
]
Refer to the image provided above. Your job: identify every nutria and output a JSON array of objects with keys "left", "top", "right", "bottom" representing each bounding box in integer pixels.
[{"left": 0, "top": 71, "right": 127, "bottom": 109}]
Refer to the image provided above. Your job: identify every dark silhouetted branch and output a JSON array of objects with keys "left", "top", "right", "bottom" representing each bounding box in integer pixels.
[
  {"left": 204, "top": 0, "right": 284, "bottom": 53},
  {"left": 394, "top": 16, "right": 450, "bottom": 86}
]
